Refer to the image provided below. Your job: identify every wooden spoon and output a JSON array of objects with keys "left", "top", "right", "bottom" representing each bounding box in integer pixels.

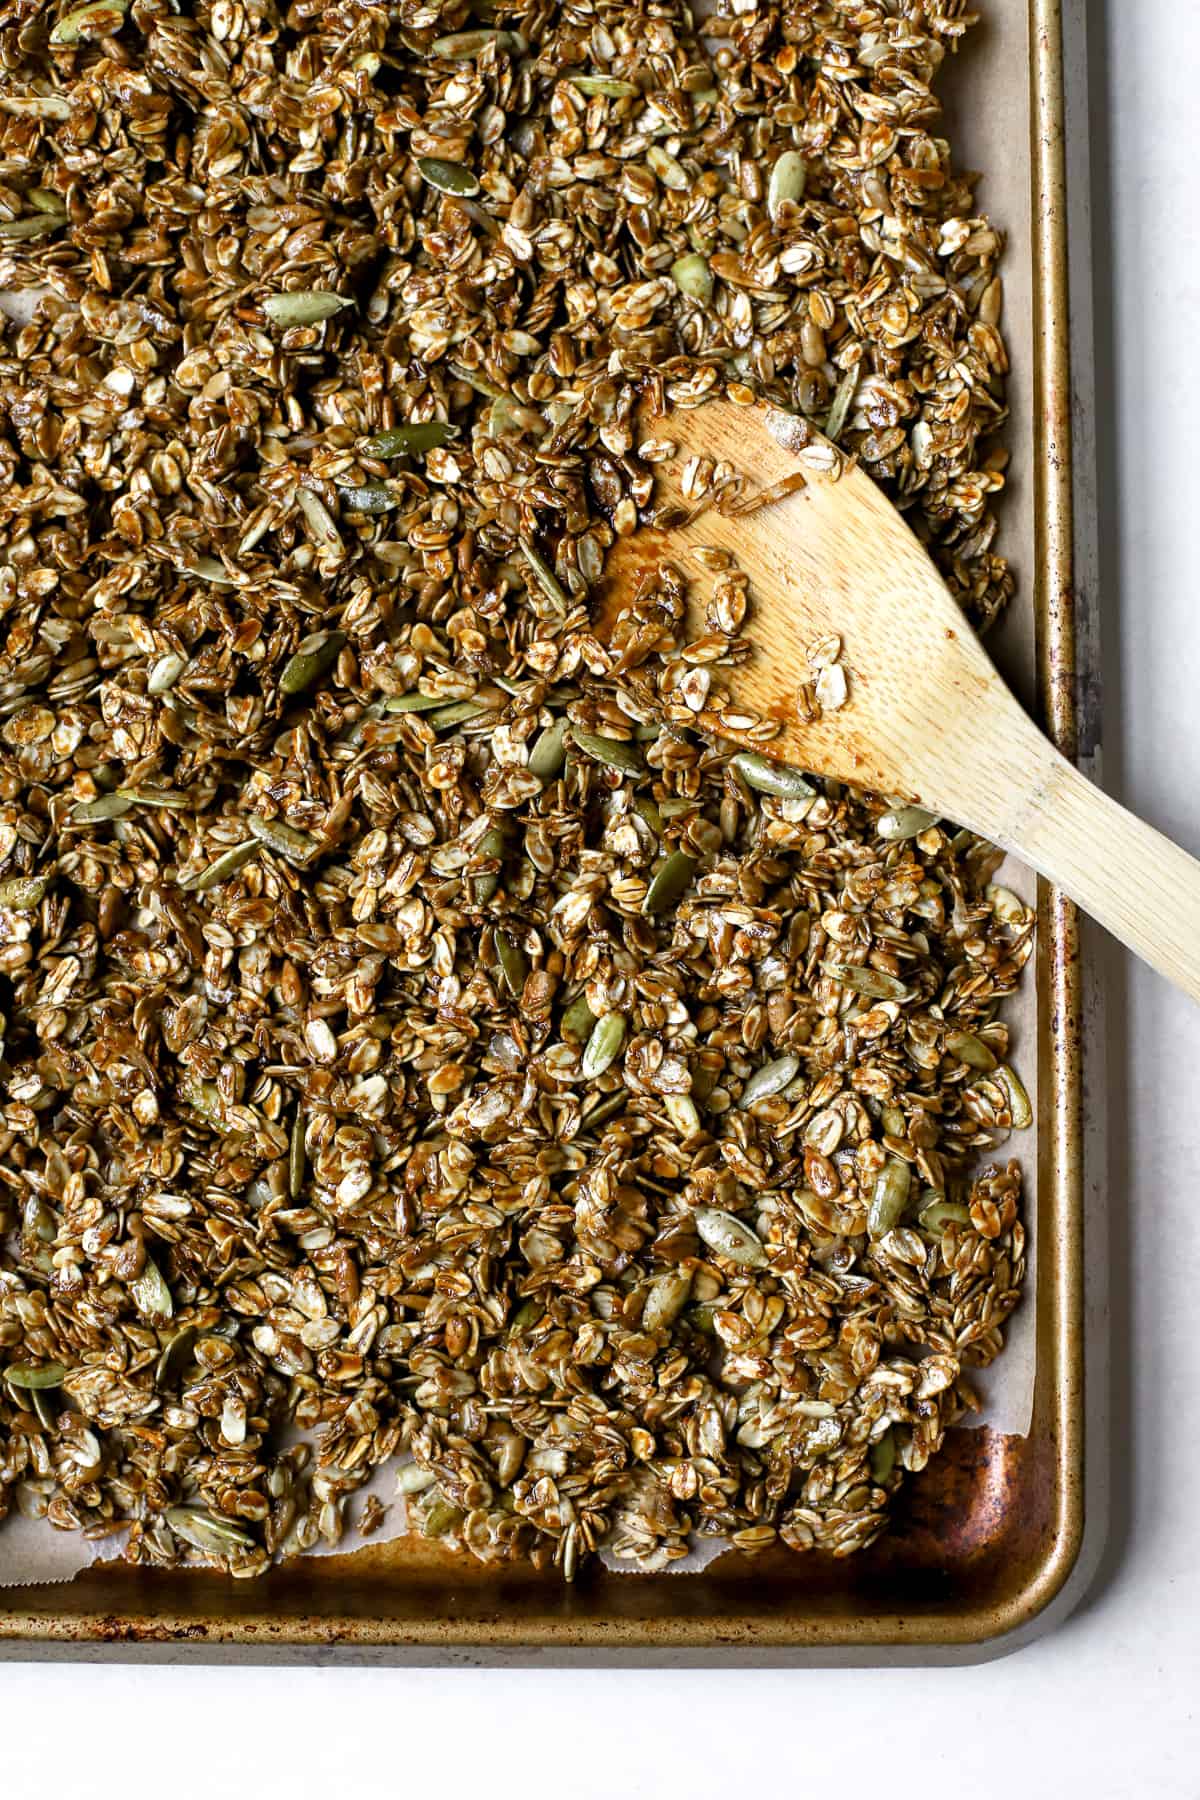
[{"left": 599, "top": 399, "right": 1200, "bottom": 1002}]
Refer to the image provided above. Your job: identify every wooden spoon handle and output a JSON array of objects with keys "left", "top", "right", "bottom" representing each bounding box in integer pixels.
[{"left": 969, "top": 727, "right": 1200, "bottom": 1003}]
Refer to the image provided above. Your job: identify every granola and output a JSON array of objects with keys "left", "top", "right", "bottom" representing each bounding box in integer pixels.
[{"left": 0, "top": 0, "right": 1028, "bottom": 1580}]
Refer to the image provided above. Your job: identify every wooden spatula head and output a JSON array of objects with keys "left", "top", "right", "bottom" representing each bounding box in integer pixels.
[
  {"left": 599, "top": 398, "right": 1000, "bottom": 814},
  {"left": 596, "top": 397, "right": 1200, "bottom": 1006}
]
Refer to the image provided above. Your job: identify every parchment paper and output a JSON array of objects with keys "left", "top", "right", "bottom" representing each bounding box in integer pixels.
[{"left": 0, "top": 0, "right": 1041, "bottom": 1590}]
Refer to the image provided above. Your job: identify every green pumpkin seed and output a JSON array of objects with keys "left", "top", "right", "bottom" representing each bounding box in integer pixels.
[
  {"left": 868, "top": 1157, "right": 912, "bottom": 1237},
  {"left": 383, "top": 692, "right": 445, "bottom": 714},
  {"left": 824, "top": 365, "right": 860, "bottom": 443},
  {"left": 995, "top": 1063, "right": 1033, "bottom": 1128},
  {"left": 116, "top": 784, "right": 189, "bottom": 809},
  {"left": 869, "top": 1428, "right": 896, "bottom": 1484},
  {"left": 510, "top": 1298, "right": 543, "bottom": 1334},
  {"left": 289, "top": 1107, "right": 306, "bottom": 1201},
  {"left": 428, "top": 698, "right": 496, "bottom": 729},
  {"left": 358, "top": 421, "right": 456, "bottom": 458},
  {"left": 528, "top": 715, "right": 568, "bottom": 782},
  {"left": 470, "top": 826, "right": 507, "bottom": 906},
  {"left": 0, "top": 873, "right": 50, "bottom": 910},
  {"left": 919, "top": 1200, "right": 972, "bottom": 1232},
  {"left": 431, "top": 28, "right": 525, "bottom": 56},
  {"left": 664, "top": 1093, "right": 701, "bottom": 1137},
  {"left": 686, "top": 1302, "right": 717, "bottom": 1335},
  {"left": 0, "top": 214, "right": 65, "bottom": 240},
  {"left": 421, "top": 1498, "right": 464, "bottom": 1537},
  {"left": 262, "top": 291, "right": 352, "bottom": 327},
  {"left": 739, "top": 1054, "right": 800, "bottom": 1108},
  {"left": 449, "top": 361, "right": 508, "bottom": 399},
  {"left": 247, "top": 814, "right": 319, "bottom": 866},
  {"left": 633, "top": 794, "right": 663, "bottom": 835},
  {"left": 495, "top": 928, "right": 527, "bottom": 997},
  {"left": 49, "top": 0, "right": 127, "bottom": 42},
  {"left": 488, "top": 393, "right": 546, "bottom": 436},
  {"left": 822, "top": 961, "right": 909, "bottom": 1001},
  {"left": 0, "top": 94, "right": 73, "bottom": 119},
  {"left": 182, "top": 1077, "right": 223, "bottom": 1122},
  {"left": 670, "top": 252, "right": 714, "bottom": 301},
  {"left": 579, "top": 1092, "right": 628, "bottom": 1135},
  {"left": 767, "top": 150, "right": 807, "bottom": 218},
  {"left": 881, "top": 1103, "right": 907, "bottom": 1138},
  {"left": 395, "top": 1462, "right": 437, "bottom": 1496},
  {"left": 31, "top": 1385, "right": 57, "bottom": 1430},
  {"left": 694, "top": 1207, "right": 768, "bottom": 1269},
  {"left": 337, "top": 482, "right": 399, "bottom": 514},
  {"left": 647, "top": 144, "right": 688, "bottom": 190},
  {"left": 179, "top": 839, "right": 260, "bottom": 891},
  {"left": 568, "top": 74, "right": 639, "bottom": 97},
  {"left": 561, "top": 992, "right": 596, "bottom": 1043},
  {"left": 986, "top": 883, "right": 1029, "bottom": 926},
  {"left": 417, "top": 157, "right": 480, "bottom": 197},
  {"left": 518, "top": 536, "right": 570, "bottom": 612},
  {"left": 279, "top": 630, "right": 347, "bottom": 696},
  {"left": 642, "top": 850, "right": 698, "bottom": 915},
  {"left": 945, "top": 1029, "right": 997, "bottom": 1072},
  {"left": 4, "top": 1361, "right": 67, "bottom": 1390},
  {"left": 571, "top": 730, "right": 643, "bottom": 776},
  {"left": 166, "top": 1506, "right": 256, "bottom": 1555},
  {"left": 71, "top": 792, "right": 133, "bottom": 823},
  {"left": 643, "top": 1269, "right": 693, "bottom": 1332},
  {"left": 155, "top": 1325, "right": 197, "bottom": 1389},
  {"left": 130, "top": 1255, "right": 173, "bottom": 1321},
  {"left": 147, "top": 651, "right": 188, "bottom": 694},
  {"left": 172, "top": 554, "right": 233, "bottom": 585},
  {"left": 877, "top": 804, "right": 939, "bottom": 841},
  {"left": 730, "top": 751, "right": 815, "bottom": 800},
  {"left": 581, "top": 1012, "right": 626, "bottom": 1079}
]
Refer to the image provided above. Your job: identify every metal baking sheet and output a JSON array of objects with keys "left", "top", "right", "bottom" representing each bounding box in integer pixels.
[{"left": 0, "top": 0, "right": 1088, "bottom": 1659}]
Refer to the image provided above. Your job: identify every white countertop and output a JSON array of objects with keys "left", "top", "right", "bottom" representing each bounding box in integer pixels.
[{"left": 5, "top": 3, "right": 1200, "bottom": 1793}]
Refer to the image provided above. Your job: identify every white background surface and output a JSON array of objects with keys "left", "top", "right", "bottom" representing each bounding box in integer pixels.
[{"left": 4, "top": 4, "right": 1200, "bottom": 1794}]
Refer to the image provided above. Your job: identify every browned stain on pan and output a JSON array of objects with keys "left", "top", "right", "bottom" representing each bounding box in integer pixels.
[{"left": 0, "top": 0, "right": 1085, "bottom": 1657}]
